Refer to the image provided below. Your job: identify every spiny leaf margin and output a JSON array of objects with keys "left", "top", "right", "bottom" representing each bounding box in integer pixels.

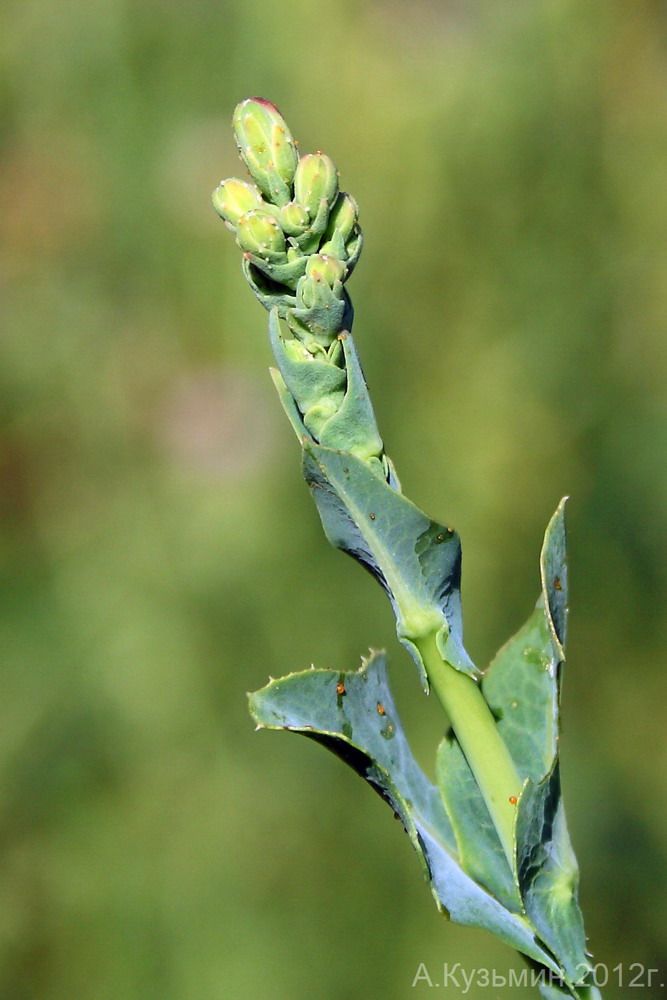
[{"left": 248, "top": 651, "right": 560, "bottom": 972}]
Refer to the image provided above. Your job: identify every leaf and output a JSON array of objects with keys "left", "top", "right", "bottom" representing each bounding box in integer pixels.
[
  {"left": 481, "top": 500, "right": 590, "bottom": 986},
  {"left": 317, "top": 331, "right": 384, "bottom": 462},
  {"left": 436, "top": 735, "right": 521, "bottom": 913},
  {"left": 481, "top": 599, "right": 559, "bottom": 783},
  {"left": 301, "top": 441, "right": 477, "bottom": 683},
  {"left": 481, "top": 499, "right": 568, "bottom": 782},
  {"left": 270, "top": 366, "right": 309, "bottom": 440},
  {"left": 269, "top": 310, "right": 385, "bottom": 463},
  {"left": 267, "top": 305, "right": 473, "bottom": 683},
  {"left": 269, "top": 312, "right": 347, "bottom": 416},
  {"left": 516, "top": 765, "right": 589, "bottom": 987},
  {"left": 540, "top": 496, "right": 568, "bottom": 659},
  {"left": 249, "top": 652, "right": 561, "bottom": 974},
  {"left": 538, "top": 981, "right": 579, "bottom": 1000},
  {"left": 537, "top": 981, "right": 603, "bottom": 1000}
]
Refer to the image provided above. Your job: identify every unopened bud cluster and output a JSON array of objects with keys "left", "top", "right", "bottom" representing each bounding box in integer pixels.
[
  {"left": 214, "top": 98, "right": 389, "bottom": 481},
  {"left": 213, "top": 98, "right": 362, "bottom": 349}
]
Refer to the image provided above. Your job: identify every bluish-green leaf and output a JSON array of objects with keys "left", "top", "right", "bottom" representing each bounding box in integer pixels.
[
  {"left": 481, "top": 599, "right": 559, "bottom": 783},
  {"left": 301, "top": 442, "right": 477, "bottom": 683},
  {"left": 269, "top": 365, "right": 309, "bottom": 440},
  {"left": 540, "top": 497, "right": 568, "bottom": 660},
  {"left": 436, "top": 735, "right": 521, "bottom": 913},
  {"left": 538, "top": 981, "right": 579, "bottom": 1000},
  {"left": 249, "top": 652, "right": 561, "bottom": 973},
  {"left": 316, "top": 331, "right": 384, "bottom": 463},
  {"left": 269, "top": 312, "right": 385, "bottom": 463},
  {"left": 538, "top": 980, "right": 603, "bottom": 1000},
  {"left": 481, "top": 499, "right": 568, "bottom": 782},
  {"left": 269, "top": 312, "right": 347, "bottom": 419},
  {"left": 516, "top": 765, "right": 589, "bottom": 987},
  {"left": 481, "top": 501, "right": 589, "bottom": 988}
]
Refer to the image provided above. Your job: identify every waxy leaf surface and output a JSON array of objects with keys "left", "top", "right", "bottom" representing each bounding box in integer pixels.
[
  {"left": 301, "top": 443, "right": 477, "bottom": 682},
  {"left": 483, "top": 501, "right": 589, "bottom": 987},
  {"left": 436, "top": 735, "right": 521, "bottom": 913},
  {"left": 249, "top": 652, "right": 560, "bottom": 972}
]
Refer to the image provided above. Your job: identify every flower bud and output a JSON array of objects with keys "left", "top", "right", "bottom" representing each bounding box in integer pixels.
[
  {"left": 232, "top": 98, "right": 298, "bottom": 206},
  {"left": 323, "top": 192, "right": 358, "bottom": 244},
  {"left": 294, "top": 255, "right": 347, "bottom": 341},
  {"left": 212, "top": 178, "right": 264, "bottom": 227},
  {"left": 294, "top": 153, "right": 338, "bottom": 219},
  {"left": 305, "top": 253, "right": 346, "bottom": 287},
  {"left": 278, "top": 201, "right": 310, "bottom": 236},
  {"left": 319, "top": 230, "right": 346, "bottom": 260},
  {"left": 236, "top": 209, "right": 286, "bottom": 261}
]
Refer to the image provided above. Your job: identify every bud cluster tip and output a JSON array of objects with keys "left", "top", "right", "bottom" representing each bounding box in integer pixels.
[{"left": 213, "top": 97, "right": 362, "bottom": 345}]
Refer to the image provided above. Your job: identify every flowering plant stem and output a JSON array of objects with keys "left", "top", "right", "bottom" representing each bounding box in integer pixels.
[
  {"left": 416, "top": 633, "right": 521, "bottom": 865},
  {"left": 213, "top": 98, "right": 603, "bottom": 1000}
]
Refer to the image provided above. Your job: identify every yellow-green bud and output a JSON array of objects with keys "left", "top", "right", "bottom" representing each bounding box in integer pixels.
[
  {"left": 294, "top": 153, "right": 339, "bottom": 219},
  {"left": 212, "top": 178, "right": 264, "bottom": 227},
  {"left": 305, "top": 253, "right": 346, "bottom": 287},
  {"left": 236, "top": 209, "right": 286, "bottom": 260},
  {"left": 232, "top": 98, "right": 298, "bottom": 206},
  {"left": 278, "top": 201, "right": 310, "bottom": 236},
  {"left": 323, "top": 192, "right": 358, "bottom": 243}
]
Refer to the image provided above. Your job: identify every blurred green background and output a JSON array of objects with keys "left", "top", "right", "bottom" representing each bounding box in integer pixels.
[{"left": 2, "top": 0, "right": 666, "bottom": 997}]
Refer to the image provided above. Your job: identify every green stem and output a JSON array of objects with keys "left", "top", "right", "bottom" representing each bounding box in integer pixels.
[{"left": 415, "top": 632, "right": 522, "bottom": 865}]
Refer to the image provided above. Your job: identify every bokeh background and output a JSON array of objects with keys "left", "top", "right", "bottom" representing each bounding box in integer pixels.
[{"left": 2, "top": 1, "right": 666, "bottom": 997}]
